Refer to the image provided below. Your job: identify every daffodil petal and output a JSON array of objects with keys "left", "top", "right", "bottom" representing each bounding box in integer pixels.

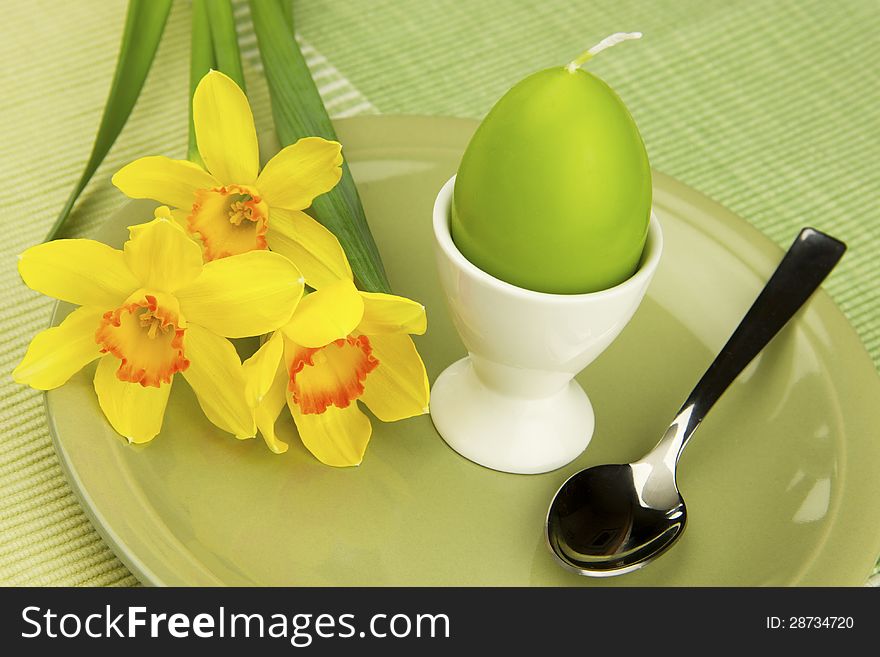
[
  {"left": 181, "top": 324, "right": 256, "bottom": 438},
  {"left": 13, "top": 306, "right": 104, "bottom": 390},
  {"left": 358, "top": 292, "right": 427, "bottom": 335},
  {"left": 243, "top": 331, "right": 284, "bottom": 405},
  {"left": 256, "top": 359, "right": 290, "bottom": 454},
  {"left": 266, "top": 208, "right": 353, "bottom": 289},
  {"left": 289, "top": 400, "right": 372, "bottom": 467},
  {"left": 193, "top": 70, "right": 259, "bottom": 185},
  {"left": 124, "top": 217, "right": 204, "bottom": 293},
  {"left": 159, "top": 206, "right": 203, "bottom": 247},
  {"left": 169, "top": 208, "right": 191, "bottom": 228},
  {"left": 177, "top": 251, "right": 303, "bottom": 338},
  {"left": 359, "top": 333, "right": 429, "bottom": 422},
  {"left": 256, "top": 137, "right": 342, "bottom": 210},
  {"left": 19, "top": 240, "right": 138, "bottom": 307},
  {"left": 282, "top": 278, "right": 364, "bottom": 348},
  {"left": 93, "top": 354, "right": 171, "bottom": 443},
  {"left": 112, "top": 156, "right": 218, "bottom": 208}
]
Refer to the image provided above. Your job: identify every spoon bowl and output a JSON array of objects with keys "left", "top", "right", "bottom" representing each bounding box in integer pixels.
[
  {"left": 546, "top": 227, "right": 846, "bottom": 577},
  {"left": 547, "top": 464, "right": 687, "bottom": 576}
]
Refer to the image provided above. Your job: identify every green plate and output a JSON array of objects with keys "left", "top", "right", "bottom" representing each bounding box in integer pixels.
[{"left": 47, "top": 116, "right": 880, "bottom": 586}]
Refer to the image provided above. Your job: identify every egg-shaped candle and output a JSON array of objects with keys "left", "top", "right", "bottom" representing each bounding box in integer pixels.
[{"left": 452, "top": 33, "right": 651, "bottom": 294}]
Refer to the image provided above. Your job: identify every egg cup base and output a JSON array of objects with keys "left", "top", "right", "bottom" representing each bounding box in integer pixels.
[{"left": 430, "top": 356, "right": 594, "bottom": 474}]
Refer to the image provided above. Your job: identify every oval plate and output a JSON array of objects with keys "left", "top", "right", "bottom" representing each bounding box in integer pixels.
[{"left": 48, "top": 116, "right": 880, "bottom": 586}]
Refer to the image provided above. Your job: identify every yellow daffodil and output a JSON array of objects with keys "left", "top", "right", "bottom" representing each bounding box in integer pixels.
[
  {"left": 112, "top": 70, "right": 351, "bottom": 289},
  {"left": 244, "top": 275, "right": 430, "bottom": 467},
  {"left": 13, "top": 209, "right": 304, "bottom": 444}
]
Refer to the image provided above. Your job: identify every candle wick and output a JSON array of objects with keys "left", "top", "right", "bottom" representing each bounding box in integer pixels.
[{"left": 566, "top": 32, "right": 643, "bottom": 73}]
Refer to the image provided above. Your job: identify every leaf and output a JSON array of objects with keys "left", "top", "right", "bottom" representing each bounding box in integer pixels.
[
  {"left": 279, "top": 0, "right": 294, "bottom": 30},
  {"left": 189, "top": 0, "right": 214, "bottom": 165},
  {"left": 45, "top": 0, "right": 173, "bottom": 241},
  {"left": 204, "top": 0, "right": 246, "bottom": 93},
  {"left": 249, "top": 0, "right": 392, "bottom": 294}
]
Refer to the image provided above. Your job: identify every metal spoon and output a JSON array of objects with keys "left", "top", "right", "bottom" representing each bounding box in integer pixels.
[{"left": 546, "top": 227, "right": 846, "bottom": 577}]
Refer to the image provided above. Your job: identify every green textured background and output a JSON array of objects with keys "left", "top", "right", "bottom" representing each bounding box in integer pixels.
[{"left": 0, "top": 0, "right": 877, "bottom": 585}]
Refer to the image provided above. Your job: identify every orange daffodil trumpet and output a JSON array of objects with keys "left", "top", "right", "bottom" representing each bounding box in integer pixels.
[
  {"left": 244, "top": 263, "right": 430, "bottom": 467},
  {"left": 13, "top": 209, "right": 304, "bottom": 443},
  {"left": 112, "top": 70, "right": 351, "bottom": 289}
]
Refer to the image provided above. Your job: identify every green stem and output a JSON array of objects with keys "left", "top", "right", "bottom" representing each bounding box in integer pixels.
[
  {"left": 279, "top": 0, "right": 293, "bottom": 32},
  {"left": 204, "top": 0, "right": 246, "bottom": 92},
  {"left": 189, "top": 0, "right": 214, "bottom": 164}
]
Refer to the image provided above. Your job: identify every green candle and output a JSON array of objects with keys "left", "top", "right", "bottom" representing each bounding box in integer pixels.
[{"left": 452, "top": 33, "right": 651, "bottom": 294}]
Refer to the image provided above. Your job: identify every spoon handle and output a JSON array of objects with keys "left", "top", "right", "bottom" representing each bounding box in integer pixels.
[{"left": 672, "top": 227, "right": 846, "bottom": 453}]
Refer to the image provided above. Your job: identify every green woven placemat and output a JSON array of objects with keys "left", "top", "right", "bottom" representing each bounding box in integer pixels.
[{"left": 0, "top": 0, "right": 877, "bottom": 585}]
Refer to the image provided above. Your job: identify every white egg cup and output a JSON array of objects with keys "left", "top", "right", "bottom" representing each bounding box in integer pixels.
[{"left": 430, "top": 176, "right": 663, "bottom": 474}]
